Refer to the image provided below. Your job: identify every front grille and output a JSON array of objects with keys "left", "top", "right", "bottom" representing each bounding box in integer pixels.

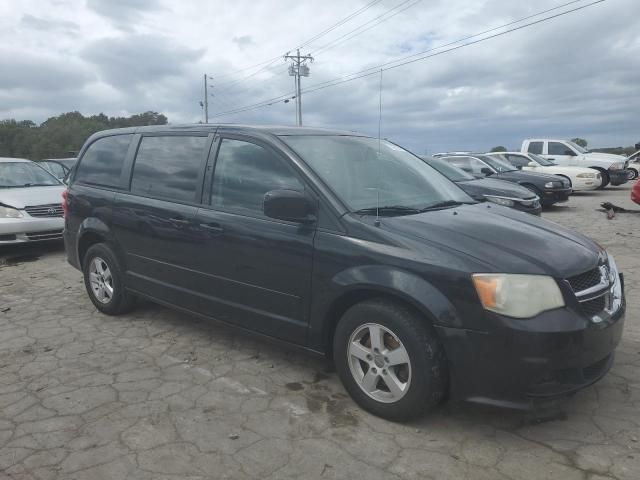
[
  {"left": 554, "top": 354, "right": 612, "bottom": 385},
  {"left": 580, "top": 296, "right": 605, "bottom": 317},
  {"left": 566, "top": 268, "right": 601, "bottom": 292},
  {"left": 0, "top": 234, "right": 17, "bottom": 241},
  {"left": 24, "top": 204, "right": 63, "bottom": 218},
  {"left": 25, "top": 229, "right": 63, "bottom": 241}
]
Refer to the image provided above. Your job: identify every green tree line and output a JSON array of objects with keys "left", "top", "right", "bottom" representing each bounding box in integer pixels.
[{"left": 0, "top": 111, "right": 168, "bottom": 160}]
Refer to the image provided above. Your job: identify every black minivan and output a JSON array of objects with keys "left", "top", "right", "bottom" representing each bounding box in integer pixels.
[{"left": 64, "top": 125, "right": 625, "bottom": 420}]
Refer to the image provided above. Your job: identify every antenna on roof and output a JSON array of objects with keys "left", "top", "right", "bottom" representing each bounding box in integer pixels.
[{"left": 375, "top": 68, "right": 383, "bottom": 227}]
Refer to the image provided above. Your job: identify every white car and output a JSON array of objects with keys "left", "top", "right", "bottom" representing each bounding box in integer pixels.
[
  {"left": 627, "top": 150, "right": 639, "bottom": 180},
  {"left": 0, "top": 158, "right": 65, "bottom": 244},
  {"left": 521, "top": 139, "right": 627, "bottom": 188},
  {"left": 489, "top": 152, "right": 602, "bottom": 191}
]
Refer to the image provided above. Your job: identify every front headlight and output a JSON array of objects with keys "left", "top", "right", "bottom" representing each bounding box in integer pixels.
[
  {"left": 544, "top": 181, "right": 563, "bottom": 188},
  {"left": 609, "top": 163, "right": 625, "bottom": 171},
  {"left": 484, "top": 196, "right": 515, "bottom": 207},
  {"left": 472, "top": 274, "right": 565, "bottom": 318},
  {"left": 0, "top": 205, "right": 23, "bottom": 218},
  {"left": 576, "top": 172, "right": 596, "bottom": 178}
]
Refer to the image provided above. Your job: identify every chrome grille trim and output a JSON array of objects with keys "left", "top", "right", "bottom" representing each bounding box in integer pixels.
[{"left": 24, "top": 204, "right": 64, "bottom": 218}]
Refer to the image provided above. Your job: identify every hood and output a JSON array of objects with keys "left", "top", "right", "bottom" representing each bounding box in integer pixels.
[
  {"left": 457, "top": 178, "right": 536, "bottom": 200},
  {"left": 585, "top": 152, "right": 627, "bottom": 162},
  {"left": 379, "top": 203, "right": 599, "bottom": 277},
  {"left": 0, "top": 185, "right": 65, "bottom": 209}
]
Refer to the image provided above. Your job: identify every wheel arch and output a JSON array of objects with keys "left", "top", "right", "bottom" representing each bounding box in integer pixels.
[
  {"left": 316, "top": 266, "right": 463, "bottom": 357},
  {"left": 77, "top": 218, "right": 122, "bottom": 268}
]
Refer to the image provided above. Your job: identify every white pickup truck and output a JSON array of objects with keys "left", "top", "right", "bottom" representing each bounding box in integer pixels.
[{"left": 521, "top": 139, "right": 628, "bottom": 188}]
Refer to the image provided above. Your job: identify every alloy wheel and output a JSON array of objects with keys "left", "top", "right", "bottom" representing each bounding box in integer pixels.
[
  {"left": 89, "top": 257, "right": 114, "bottom": 304},
  {"left": 347, "top": 323, "right": 412, "bottom": 403}
]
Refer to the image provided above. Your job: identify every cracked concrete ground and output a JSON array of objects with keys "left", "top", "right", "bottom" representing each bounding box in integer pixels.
[{"left": 0, "top": 184, "right": 638, "bottom": 480}]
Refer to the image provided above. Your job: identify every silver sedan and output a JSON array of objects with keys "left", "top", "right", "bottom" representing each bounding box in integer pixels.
[{"left": 0, "top": 158, "right": 65, "bottom": 244}]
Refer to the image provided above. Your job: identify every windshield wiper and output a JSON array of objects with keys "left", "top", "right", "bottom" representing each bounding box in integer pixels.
[
  {"left": 353, "top": 205, "right": 422, "bottom": 216},
  {"left": 419, "top": 200, "right": 468, "bottom": 211}
]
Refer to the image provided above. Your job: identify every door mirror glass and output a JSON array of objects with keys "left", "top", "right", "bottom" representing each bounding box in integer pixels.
[
  {"left": 264, "top": 189, "right": 315, "bottom": 223},
  {"left": 480, "top": 167, "right": 494, "bottom": 176}
]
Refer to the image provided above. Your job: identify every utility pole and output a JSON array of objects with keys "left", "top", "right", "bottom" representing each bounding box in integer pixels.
[
  {"left": 203, "top": 73, "right": 209, "bottom": 123},
  {"left": 284, "top": 49, "right": 313, "bottom": 126}
]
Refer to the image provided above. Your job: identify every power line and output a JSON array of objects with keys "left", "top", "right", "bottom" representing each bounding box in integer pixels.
[
  {"left": 211, "top": 0, "right": 385, "bottom": 89},
  {"left": 312, "top": 0, "right": 422, "bottom": 56},
  {"left": 208, "top": 0, "right": 604, "bottom": 119},
  {"left": 210, "top": 0, "right": 419, "bottom": 110}
]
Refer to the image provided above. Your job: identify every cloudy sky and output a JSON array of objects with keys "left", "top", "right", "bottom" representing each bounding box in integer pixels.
[{"left": 1, "top": 0, "right": 638, "bottom": 153}]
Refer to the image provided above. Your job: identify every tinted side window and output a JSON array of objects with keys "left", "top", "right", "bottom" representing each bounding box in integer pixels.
[
  {"left": 211, "top": 139, "right": 303, "bottom": 215},
  {"left": 505, "top": 154, "right": 529, "bottom": 168},
  {"left": 75, "top": 135, "right": 132, "bottom": 187},
  {"left": 131, "top": 136, "right": 207, "bottom": 203},
  {"left": 527, "top": 142, "right": 543, "bottom": 155},
  {"left": 549, "top": 142, "right": 574, "bottom": 156}
]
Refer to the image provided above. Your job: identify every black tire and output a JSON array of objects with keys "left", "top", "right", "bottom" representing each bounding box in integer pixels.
[
  {"left": 333, "top": 298, "right": 447, "bottom": 421},
  {"left": 82, "top": 243, "right": 136, "bottom": 315},
  {"left": 595, "top": 169, "right": 609, "bottom": 189}
]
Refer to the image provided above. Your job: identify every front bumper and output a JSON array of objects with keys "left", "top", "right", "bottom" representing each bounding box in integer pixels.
[
  {"left": 0, "top": 216, "right": 64, "bottom": 244},
  {"left": 540, "top": 187, "right": 571, "bottom": 206},
  {"left": 608, "top": 169, "right": 628, "bottom": 186},
  {"left": 513, "top": 199, "right": 542, "bottom": 216},
  {"left": 571, "top": 176, "right": 601, "bottom": 191},
  {"left": 437, "top": 270, "right": 625, "bottom": 410}
]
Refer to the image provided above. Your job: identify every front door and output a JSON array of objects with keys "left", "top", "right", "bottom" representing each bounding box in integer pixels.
[
  {"left": 191, "top": 136, "right": 315, "bottom": 344},
  {"left": 547, "top": 141, "right": 576, "bottom": 166}
]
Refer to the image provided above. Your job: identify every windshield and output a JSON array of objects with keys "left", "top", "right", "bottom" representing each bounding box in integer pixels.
[
  {"left": 480, "top": 154, "right": 517, "bottom": 173},
  {"left": 0, "top": 162, "right": 61, "bottom": 188},
  {"left": 567, "top": 141, "right": 589, "bottom": 154},
  {"left": 529, "top": 153, "right": 556, "bottom": 166},
  {"left": 423, "top": 157, "right": 475, "bottom": 182},
  {"left": 281, "top": 135, "right": 473, "bottom": 212}
]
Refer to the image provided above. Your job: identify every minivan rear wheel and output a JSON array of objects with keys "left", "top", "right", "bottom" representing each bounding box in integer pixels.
[
  {"left": 333, "top": 299, "right": 447, "bottom": 421},
  {"left": 83, "top": 243, "right": 135, "bottom": 315}
]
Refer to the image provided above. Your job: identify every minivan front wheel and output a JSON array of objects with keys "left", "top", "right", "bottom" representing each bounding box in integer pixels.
[
  {"left": 83, "top": 243, "right": 135, "bottom": 315},
  {"left": 334, "top": 299, "right": 447, "bottom": 421}
]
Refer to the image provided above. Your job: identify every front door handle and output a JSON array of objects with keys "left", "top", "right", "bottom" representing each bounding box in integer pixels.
[{"left": 199, "top": 222, "right": 224, "bottom": 234}]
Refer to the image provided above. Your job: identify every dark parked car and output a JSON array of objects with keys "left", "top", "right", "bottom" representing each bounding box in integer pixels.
[
  {"left": 440, "top": 153, "right": 572, "bottom": 206},
  {"left": 64, "top": 125, "right": 625, "bottom": 420},
  {"left": 422, "top": 156, "right": 541, "bottom": 215}
]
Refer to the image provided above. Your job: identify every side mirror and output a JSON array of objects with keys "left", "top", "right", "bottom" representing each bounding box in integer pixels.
[
  {"left": 264, "top": 189, "right": 316, "bottom": 223},
  {"left": 480, "top": 167, "right": 494, "bottom": 176},
  {"left": 527, "top": 162, "right": 537, "bottom": 168}
]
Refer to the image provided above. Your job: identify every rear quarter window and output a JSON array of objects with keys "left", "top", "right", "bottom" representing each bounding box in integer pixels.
[{"left": 75, "top": 135, "right": 132, "bottom": 187}]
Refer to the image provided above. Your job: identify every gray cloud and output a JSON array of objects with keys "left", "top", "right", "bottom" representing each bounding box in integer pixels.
[
  {"left": 232, "top": 35, "right": 255, "bottom": 50},
  {"left": 20, "top": 14, "right": 79, "bottom": 33},
  {"left": 81, "top": 34, "right": 205, "bottom": 89},
  {"left": 85, "top": 0, "right": 162, "bottom": 30}
]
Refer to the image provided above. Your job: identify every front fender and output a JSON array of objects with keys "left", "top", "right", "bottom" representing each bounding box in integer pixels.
[{"left": 308, "top": 264, "right": 465, "bottom": 352}]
